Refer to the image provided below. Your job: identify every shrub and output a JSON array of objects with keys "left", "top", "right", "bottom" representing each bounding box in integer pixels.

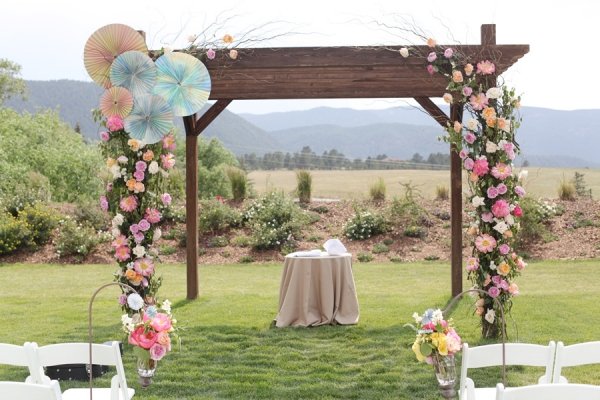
[
  {"left": 357, "top": 252, "right": 374, "bottom": 262},
  {"left": 558, "top": 180, "right": 576, "bottom": 201},
  {"left": 209, "top": 235, "right": 229, "bottom": 248},
  {"left": 388, "top": 182, "right": 428, "bottom": 227},
  {"left": 372, "top": 243, "right": 389, "bottom": 254},
  {"left": 572, "top": 172, "right": 592, "bottom": 199},
  {"left": 343, "top": 207, "right": 388, "bottom": 240},
  {"left": 435, "top": 185, "right": 449, "bottom": 201},
  {"left": 239, "top": 255, "right": 254, "bottom": 263},
  {"left": 310, "top": 205, "right": 329, "bottom": 214},
  {"left": 296, "top": 170, "right": 312, "bottom": 204},
  {"left": 18, "top": 203, "right": 58, "bottom": 247},
  {"left": 72, "top": 200, "right": 109, "bottom": 231},
  {"left": 0, "top": 212, "right": 30, "bottom": 255},
  {"left": 515, "top": 197, "right": 556, "bottom": 248},
  {"left": 424, "top": 255, "right": 440, "bottom": 261},
  {"left": 307, "top": 234, "right": 322, "bottom": 243},
  {"left": 54, "top": 217, "right": 107, "bottom": 260},
  {"left": 159, "top": 244, "right": 177, "bottom": 255},
  {"left": 198, "top": 199, "right": 241, "bottom": 234},
  {"left": 382, "top": 238, "right": 394, "bottom": 246},
  {"left": 369, "top": 178, "right": 386, "bottom": 202},
  {"left": 231, "top": 235, "right": 251, "bottom": 247},
  {"left": 389, "top": 255, "right": 402, "bottom": 263},
  {"left": 226, "top": 166, "right": 249, "bottom": 202},
  {"left": 2, "top": 171, "right": 52, "bottom": 216},
  {"left": 244, "top": 191, "right": 305, "bottom": 250},
  {"left": 404, "top": 225, "right": 427, "bottom": 238}
]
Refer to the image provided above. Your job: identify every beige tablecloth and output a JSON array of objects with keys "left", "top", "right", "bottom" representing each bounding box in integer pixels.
[{"left": 275, "top": 253, "right": 359, "bottom": 327}]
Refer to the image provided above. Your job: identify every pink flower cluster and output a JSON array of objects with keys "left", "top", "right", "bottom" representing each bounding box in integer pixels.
[{"left": 128, "top": 307, "right": 174, "bottom": 361}]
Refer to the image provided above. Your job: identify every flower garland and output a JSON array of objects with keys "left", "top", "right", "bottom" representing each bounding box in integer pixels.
[
  {"left": 98, "top": 115, "right": 176, "bottom": 313},
  {"left": 404, "top": 39, "right": 527, "bottom": 336}
]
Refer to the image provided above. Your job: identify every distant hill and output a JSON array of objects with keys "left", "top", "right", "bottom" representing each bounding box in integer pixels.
[{"left": 5, "top": 80, "right": 600, "bottom": 167}]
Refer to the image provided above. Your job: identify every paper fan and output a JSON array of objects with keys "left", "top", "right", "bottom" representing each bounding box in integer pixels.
[
  {"left": 83, "top": 23, "right": 147, "bottom": 88},
  {"left": 110, "top": 51, "right": 156, "bottom": 98},
  {"left": 153, "top": 52, "right": 211, "bottom": 117},
  {"left": 124, "top": 94, "right": 173, "bottom": 144},
  {"left": 99, "top": 86, "right": 133, "bottom": 118}
]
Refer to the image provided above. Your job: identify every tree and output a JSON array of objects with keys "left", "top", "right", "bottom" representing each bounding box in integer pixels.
[{"left": 0, "top": 59, "right": 26, "bottom": 106}]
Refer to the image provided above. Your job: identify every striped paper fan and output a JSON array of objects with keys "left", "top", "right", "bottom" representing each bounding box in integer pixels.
[
  {"left": 110, "top": 51, "right": 156, "bottom": 98},
  {"left": 124, "top": 94, "right": 173, "bottom": 144},
  {"left": 99, "top": 86, "right": 133, "bottom": 118}
]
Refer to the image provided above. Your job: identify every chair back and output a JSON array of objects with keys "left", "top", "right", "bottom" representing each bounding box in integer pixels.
[
  {"left": 34, "top": 341, "right": 129, "bottom": 400},
  {"left": 553, "top": 341, "right": 600, "bottom": 383},
  {"left": 0, "top": 342, "right": 36, "bottom": 367},
  {"left": 460, "top": 342, "right": 555, "bottom": 400},
  {"left": 0, "top": 381, "right": 62, "bottom": 400},
  {"left": 496, "top": 383, "right": 600, "bottom": 400}
]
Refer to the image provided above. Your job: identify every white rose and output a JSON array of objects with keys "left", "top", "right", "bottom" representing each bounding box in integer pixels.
[
  {"left": 486, "top": 87, "right": 501, "bottom": 99},
  {"left": 153, "top": 228, "right": 162, "bottom": 242},
  {"left": 112, "top": 213, "right": 124, "bottom": 227},
  {"left": 117, "top": 156, "right": 128, "bottom": 164},
  {"left": 493, "top": 221, "right": 509, "bottom": 234},
  {"left": 489, "top": 261, "right": 497, "bottom": 270},
  {"left": 188, "top": 34, "right": 198, "bottom": 43},
  {"left": 471, "top": 196, "right": 485, "bottom": 207},
  {"left": 162, "top": 299, "right": 172, "bottom": 313},
  {"left": 505, "top": 214, "right": 515, "bottom": 226},
  {"left": 110, "top": 164, "right": 121, "bottom": 179},
  {"left": 484, "top": 309, "right": 495, "bottom": 324},
  {"left": 485, "top": 141, "right": 498, "bottom": 153},
  {"left": 111, "top": 228, "right": 121, "bottom": 238},
  {"left": 432, "top": 309, "right": 444, "bottom": 325},
  {"left": 399, "top": 47, "right": 409, "bottom": 58},
  {"left": 133, "top": 245, "right": 146, "bottom": 258},
  {"left": 149, "top": 161, "right": 159, "bottom": 174},
  {"left": 466, "top": 119, "right": 478, "bottom": 131}
]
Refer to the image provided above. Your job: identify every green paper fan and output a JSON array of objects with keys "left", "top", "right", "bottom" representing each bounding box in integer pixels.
[
  {"left": 124, "top": 94, "right": 173, "bottom": 144},
  {"left": 110, "top": 50, "right": 156, "bottom": 98}
]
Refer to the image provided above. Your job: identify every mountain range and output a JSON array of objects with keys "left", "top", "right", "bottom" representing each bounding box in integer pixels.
[{"left": 5, "top": 80, "right": 600, "bottom": 167}]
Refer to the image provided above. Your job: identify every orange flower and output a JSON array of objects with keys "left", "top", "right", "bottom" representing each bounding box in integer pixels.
[
  {"left": 427, "top": 38, "right": 436, "bottom": 47},
  {"left": 143, "top": 150, "right": 154, "bottom": 162},
  {"left": 486, "top": 117, "right": 497, "bottom": 127},
  {"left": 469, "top": 172, "right": 479, "bottom": 183},
  {"left": 496, "top": 118, "right": 509, "bottom": 131},
  {"left": 453, "top": 121, "right": 462, "bottom": 132},
  {"left": 134, "top": 182, "right": 145, "bottom": 193},
  {"left": 482, "top": 107, "right": 496, "bottom": 120},
  {"left": 452, "top": 70, "right": 463, "bottom": 83},
  {"left": 503, "top": 230, "right": 513, "bottom": 238},
  {"left": 128, "top": 139, "right": 141, "bottom": 151},
  {"left": 125, "top": 269, "right": 143, "bottom": 285},
  {"left": 498, "top": 262, "right": 511, "bottom": 276},
  {"left": 126, "top": 179, "right": 137, "bottom": 191},
  {"left": 222, "top": 34, "right": 233, "bottom": 44}
]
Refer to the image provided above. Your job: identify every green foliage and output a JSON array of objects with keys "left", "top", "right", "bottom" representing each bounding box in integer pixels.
[
  {"left": 159, "top": 244, "right": 177, "bottom": 255},
  {"left": 343, "top": 207, "right": 388, "bottom": 240},
  {"left": 558, "top": 179, "right": 576, "bottom": 201},
  {"left": 310, "top": 205, "right": 329, "bottom": 214},
  {"left": 226, "top": 166, "right": 249, "bottom": 202},
  {"left": 54, "top": 217, "right": 107, "bottom": 260},
  {"left": 371, "top": 242, "right": 389, "bottom": 254},
  {"left": 388, "top": 182, "right": 428, "bottom": 226},
  {"left": 1, "top": 171, "right": 52, "bottom": 216},
  {"left": 295, "top": 170, "right": 312, "bottom": 204},
  {"left": 0, "top": 58, "right": 26, "bottom": 105},
  {"left": 572, "top": 172, "right": 592, "bottom": 199},
  {"left": 0, "top": 212, "right": 30, "bottom": 255},
  {"left": 369, "top": 177, "right": 386, "bottom": 202},
  {"left": 198, "top": 199, "right": 241, "bottom": 234},
  {"left": 515, "top": 197, "right": 557, "bottom": 247},
  {"left": 404, "top": 225, "right": 427, "bottom": 238},
  {"left": 244, "top": 191, "right": 305, "bottom": 250},
  {"left": 357, "top": 252, "right": 374, "bottom": 262},
  {"left": 435, "top": 185, "right": 449, "bottom": 201},
  {"left": 238, "top": 255, "right": 254, "bottom": 263},
  {"left": 18, "top": 203, "right": 58, "bottom": 247},
  {"left": 0, "top": 108, "right": 103, "bottom": 202},
  {"left": 197, "top": 138, "right": 240, "bottom": 199},
  {"left": 382, "top": 238, "right": 394, "bottom": 246},
  {"left": 231, "top": 235, "right": 251, "bottom": 247},
  {"left": 72, "top": 199, "right": 109, "bottom": 231},
  {"left": 209, "top": 235, "right": 229, "bottom": 248},
  {"left": 307, "top": 234, "right": 322, "bottom": 243}
]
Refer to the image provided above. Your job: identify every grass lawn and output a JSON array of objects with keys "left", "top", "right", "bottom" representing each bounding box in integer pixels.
[
  {"left": 248, "top": 168, "right": 600, "bottom": 200},
  {"left": 1, "top": 260, "right": 599, "bottom": 399}
]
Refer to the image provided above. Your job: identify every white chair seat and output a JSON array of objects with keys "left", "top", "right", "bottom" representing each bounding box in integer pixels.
[
  {"left": 470, "top": 387, "right": 496, "bottom": 400},
  {"left": 62, "top": 387, "right": 135, "bottom": 400},
  {"left": 0, "top": 381, "right": 62, "bottom": 400}
]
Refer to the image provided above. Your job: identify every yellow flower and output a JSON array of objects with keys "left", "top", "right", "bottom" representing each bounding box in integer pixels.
[
  {"left": 431, "top": 332, "right": 448, "bottom": 356},
  {"left": 412, "top": 341, "right": 426, "bottom": 362},
  {"left": 128, "top": 139, "right": 141, "bottom": 151},
  {"left": 222, "top": 34, "right": 234, "bottom": 44}
]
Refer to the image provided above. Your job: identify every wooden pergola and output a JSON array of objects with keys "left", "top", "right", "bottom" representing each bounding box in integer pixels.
[{"left": 176, "top": 24, "right": 528, "bottom": 299}]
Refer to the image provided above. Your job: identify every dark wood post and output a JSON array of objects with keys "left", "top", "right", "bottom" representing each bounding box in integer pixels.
[
  {"left": 183, "top": 115, "right": 199, "bottom": 300},
  {"left": 449, "top": 104, "right": 464, "bottom": 297}
]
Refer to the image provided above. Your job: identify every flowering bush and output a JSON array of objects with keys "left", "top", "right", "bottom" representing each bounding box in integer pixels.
[
  {"left": 411, "top": 38, "right": 527, "bottom": 337},
  {"left": 343, "top": 208, "right": 388, "bottom": 240},
  {"left": 408, "top": 308, "right": 462, "bottom": 362},
  {"left": 121, "top": 295, "right": 178, "bottom": 365}
]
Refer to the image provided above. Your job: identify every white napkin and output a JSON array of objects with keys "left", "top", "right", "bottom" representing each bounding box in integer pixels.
[
  {"left": 323, "top": 238, "right": 347, "bottom": 256},
  {"left": 291, "top": 250, "right": 323, "bottom": 257}
]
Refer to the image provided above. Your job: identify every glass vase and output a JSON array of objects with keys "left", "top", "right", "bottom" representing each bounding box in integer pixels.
[
  {"left": 137, "top": 357, "right": 157, "bottom": 388},
  {"left": 432, "top": 354, "right": 457, "bottom": 399}
]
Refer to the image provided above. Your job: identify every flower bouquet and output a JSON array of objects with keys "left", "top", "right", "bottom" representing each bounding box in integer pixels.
[
  {"left": 122, "top": 294, "right": 178, "bottom": 387},
  {"left": 408, "top": 309, "right": 462, "bottom": 398}
]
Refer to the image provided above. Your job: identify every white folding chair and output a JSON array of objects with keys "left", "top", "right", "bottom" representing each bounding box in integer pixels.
[
  {"left": 459, "top": 341, "right": 555, "bottom": 400},
  {"left": 0, "top": 342, "right": 38, "bottom": 382},
  {"left": 31, "top": 341, "right": 134, "bottom": 400},
  {"left": 496, "top": 382, "right": 600, "bottom": 399},
  {"left": 0, "top": 381, "right": 62, "bottom": 400},
  {"left": 553, "top": 341, "right": 600, "bottom": 383}
]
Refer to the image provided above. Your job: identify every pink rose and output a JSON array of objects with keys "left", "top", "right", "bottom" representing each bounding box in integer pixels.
[
  {"left": 100, "top": 195, "right": 109, "bottom": 212},
  {"left": 444, "top": 48, "right": 454, "bottom": 58},
  {"left": 157, "top": 332, "right": 171, "bottom": 351},
  {"left": 481, "top": 212, "right": 494, "bottom": 223},
  {"left": 118, "top": 294, "right": 127, "bottom": 305},
  {"left": 150, "top": 343, "right": 167, "bottom": 360},
  {"left": 459, "top": 149, "right": 468, "bottom": 160},
  {"left": 513, "top": 205, "right": 523, "bottom": 217},
  {"left": 129, "top": 326, "right": 158, "bottom": 350},
  {"left": 514, "top": 186, "right": 526, "bottom": 197},
  {"left": 464, "top": 158, "right": 474, "bottom": 170},
  {"left": 469, "top": 93, "right": 488, "bottom": 111},
  {"left": 130, "top": 224, "right": 140, "bottom": 234},
  {"left": 488, "top": 286, "right": 500, "bottom": 298},
  {"left": 477, "top": 60, "right": 496, "bottom": 75},
  {"left": 472, "top": 158, "right": 489, "bottom": 177},
  {"left": 427, "top": 52, "right": 437, "bottom": 62},
  {"left": 100, "top": 131, "right": 110, "bottom": 142},
  {"left": 486, "top": 186, "right": 499, "bottom": 199},
  {"left": 497, "top": 183, "right": 508, "bottom": 195},
  {"left": 161, "top": 193, "right": 172, "bottom": 206},
  {"left": 150, "top": 313, "right": 173, "bottom": 332},
  {"left": 135, "top": 161, "right": 147, "bottom": 172},
  {"left": 133, "top": 170, "right": 145, "bottom": 181},
  {"left": 491, "top": 199, "right": 510, "bottom": 218},
  {"left": 134, "top": 232, "right": 145, "bottom": 243},
  {"left": 464, "top": 132, "right": 476, "bottom": 144},
  {"left": 426, "top": 64, "right": 435, "bottom": 75},
  {"left": 138, "top": 219, "right": 151, "bottom": 232},
  {"left": 499, "top": 244, "right": 510, "bottom": 255},
  {"left": 106, "top": 115, "right": 124, "bottom": 131},
  {"left": 462, "top": 86, "right": 473, "bottom": 97},
  {"left": 145, "top": 208, "right": 162, "bottom": 224},
  {"left": 206, "top": 48, "right": 216, "bottom": 60}
]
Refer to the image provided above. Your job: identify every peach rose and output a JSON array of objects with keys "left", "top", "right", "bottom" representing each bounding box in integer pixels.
[
  {"left": 143, "top": 150, "right": 154, "bottom": 162},
  {"left": 452, "top": 70, "right": 463, "bottom": 83},
  {"left": 464, "top": 63, "right": 474, "bottom": 76}
]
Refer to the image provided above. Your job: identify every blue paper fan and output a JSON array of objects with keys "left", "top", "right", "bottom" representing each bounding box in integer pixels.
[
  {"left": 110, "top": 50, "right": 156, "bottom": 98},
  {"left": 124, "top": 94, "right": 173, "bottom": 144},
  {"left": 153, "top": 52, "right": 211, "bottom": 117}
]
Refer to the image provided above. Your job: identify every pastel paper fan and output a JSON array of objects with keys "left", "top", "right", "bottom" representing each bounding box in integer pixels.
[
  {"left": 153, "top": 52, "right": 211, "bottom": 116},
  {"left": 99, "top": 86, "right": 133, "bottom": 118},
  {"left": 124, "top": 94, "right": 173, "bottom": 144},
  {"left": 110, "top": 51, "right": 156, "bottom": 98},
  {"left": 83, "top": 24, "right": 147, "bottom": 88}
]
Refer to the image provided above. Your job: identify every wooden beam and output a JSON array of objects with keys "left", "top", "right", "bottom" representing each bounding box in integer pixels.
[
  {"left": 183, "top": 115, "right": 199, "bottom": 300},
  {"left": 194, "top": 99, "right": 233, "bottom": 136},
  {"left": 449, "top": 103, "right": 464, "bottom": 297},
  {"left": 414, "top": 97, "right": 450, "bottom": 128}
]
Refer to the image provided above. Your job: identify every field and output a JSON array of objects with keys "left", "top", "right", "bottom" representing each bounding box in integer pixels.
[
  {"left": 1, "top": 260, "right": 600, "bottom": 399},
  {"left": 248, "top": 168, "right": 600, "bottom": 200}
]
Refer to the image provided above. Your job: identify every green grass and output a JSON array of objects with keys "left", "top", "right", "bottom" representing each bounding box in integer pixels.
[
  {"left": 1, "top": 260, "right": 600, "bottom": 399},
  {"left": 248, "top": 168, "right": 600, "bottom": 200}
]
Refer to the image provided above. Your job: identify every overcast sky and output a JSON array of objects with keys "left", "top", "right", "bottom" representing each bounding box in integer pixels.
[{"left": 1, "top": 0, "right": 597, "bottom": 114}]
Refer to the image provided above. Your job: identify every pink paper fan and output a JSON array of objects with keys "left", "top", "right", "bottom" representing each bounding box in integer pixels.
[{"left": 99, "top": 86, "right": 134, "bottom": 118}]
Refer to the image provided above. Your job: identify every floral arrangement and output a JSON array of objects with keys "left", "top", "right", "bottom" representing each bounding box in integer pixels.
[
  {"left": 97, "top": 113, "right": 176, "bottom": 314},
  {"left": 405, "top": 38, "right": 527, "bottom": 337},
  {"left": 409, "top": 308, "right": 462, "bottom": 362},
  {"left": 121, "top": 294, "right": 178, "bottom": 367}
]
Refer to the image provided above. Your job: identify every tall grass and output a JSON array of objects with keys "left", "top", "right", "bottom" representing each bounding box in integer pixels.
[
  {"left": 1, "top": 260, "right": 600, "bottom": 399},
  {"left": 295, "top": 170, "right": 312, "bottom": 204},
  {"left": 226, "top": 166, "right": 249, "bottom": 202},
  {"left": 369, "top": 177, "right": 387, "bottom": 202}
]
